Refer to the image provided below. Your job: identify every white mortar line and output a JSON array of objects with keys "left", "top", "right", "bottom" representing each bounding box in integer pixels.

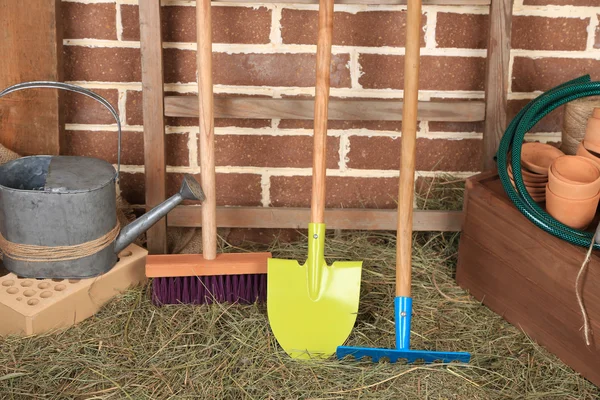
[
  {"left": 187, "top": 131, "right": 199, "bottom": 168},
  {"left": 64, "top": 80, "right": 486, "bottom": 98},
  {"left": 339, "top": 133, "right": 350, "bottom": 171},
  {"left": 67, "top": 123, "right": 485, "bottom": 140},
  {"left": 513, "top": 6, "right": 600, "bottom": 18},
  {"left": 587, "top": 14, "right": 599, "bottom": 52},
  {"left": 508, "top": 53, "right": 515, "bottom": 94},
  {"left": 350, "top": 49, "right": 362, "bottom": 89},
  {"left": 425, "top": 9, "right": 437, "bottom": 49},
  {"left": 115, "top": 0, "right": 123, "bottom": 41},
  {"left": 117, "top": 89, "right": 127, "bottom": 125},
  {"left": 269, "top": 4, "right": 283, "bottom": 45},
  {"left": 260, "top": 175, "right": 271, "bottom": 207}
]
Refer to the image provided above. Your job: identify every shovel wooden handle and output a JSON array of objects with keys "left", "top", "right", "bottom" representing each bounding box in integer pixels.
[
  {"left": 197, "top": 0, "right": 217, "bottom": 260},
  {"left": 396, "top": 0, "right": 422, "bottom": 298},
  {"left": 310, "top": 0, "right": 334, "bottom": 224}
]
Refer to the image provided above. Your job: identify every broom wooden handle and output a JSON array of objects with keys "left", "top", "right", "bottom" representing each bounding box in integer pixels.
[
  {"left": 197, "top": 0, "right": 217, "bottom": 260},
  {"left": 310, "top": 0, "right": 334, "bottom": 224},
  {"left": 396, "top": 0, "right": 422, "bottom": 298}
]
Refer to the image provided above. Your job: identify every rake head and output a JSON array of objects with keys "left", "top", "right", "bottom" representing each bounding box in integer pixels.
[
  {"left": 336, "top": 297, "right": 471, "bottom": 364},
  {"left": 336, "top": 346, "right": 471, "bottom": 364}
]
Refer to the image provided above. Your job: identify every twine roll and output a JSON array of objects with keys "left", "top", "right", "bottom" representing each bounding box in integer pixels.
[
  {"left": 561, "top": 96, "right": 600, "bottom": 155},
  {"left": 0, "top": 224, "right": 120, "bottom": 263}
]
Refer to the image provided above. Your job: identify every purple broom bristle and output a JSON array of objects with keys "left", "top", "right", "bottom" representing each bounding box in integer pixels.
[{"left": 152, "top": 274, "right": 267, "bottom": 306}]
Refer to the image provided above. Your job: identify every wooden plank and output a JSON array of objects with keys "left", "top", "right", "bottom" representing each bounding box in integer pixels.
[
  {"left": 482, "top": 0, "right": 514, "bottom": 171},
  {"left": 457, "top": 173, "right": 600, "bottom": 387},
  {"left": 457, "top": 237, "right": 600, "bottom": 386},
  {"left": 165, "top": 96, "right": 485, "bottom": 122},
  {"left": 166, "top": 206, "right": 463, "bottom": 231},
  {"left": 139, "top": 1, "right": 167, "bottom": 254},
  {"left": 0, "top": 1, "right": 63, "bottom": 156},
  {"left": 145, "top": 252, "right": 271, "bottom": 278}
]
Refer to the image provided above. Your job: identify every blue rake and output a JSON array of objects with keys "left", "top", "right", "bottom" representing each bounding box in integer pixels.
[
  {"left": 337, "top": 0, "right": 471, "bottom": 366},
  {"left": 337, "top": 297, "right": 471, "bottom": 364}
]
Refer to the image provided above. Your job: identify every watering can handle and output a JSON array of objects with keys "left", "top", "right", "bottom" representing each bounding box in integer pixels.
[{"left": 0, "top": 81, "right": 122, "bottom": 180}]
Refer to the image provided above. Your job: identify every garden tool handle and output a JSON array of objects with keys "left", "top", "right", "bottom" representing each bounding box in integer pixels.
[
  {"left": 197, "top": 0, "right": 217, "bottom": 260},
  {"left": 396, "top": 0, "right": 422, "bottom": 298},
  {"left": 311, "top": 0, "right": 335, "bottom": 224},
  {"left": 0, "top": 81, "right": 122, "bottom": 180}
]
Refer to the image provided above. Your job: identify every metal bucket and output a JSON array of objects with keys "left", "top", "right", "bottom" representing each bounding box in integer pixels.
[{"left": 0, "top": 82, "right": 122, "bottom": 279}]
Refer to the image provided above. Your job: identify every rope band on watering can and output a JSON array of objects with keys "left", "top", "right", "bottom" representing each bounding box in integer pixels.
[{"left": 0, "top": 224, "right": 120, "bottom": 263}]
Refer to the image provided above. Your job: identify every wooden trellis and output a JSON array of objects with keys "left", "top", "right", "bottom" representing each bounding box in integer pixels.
[{"left": 139, "top": 0, "right": 514, "bottom": 254}]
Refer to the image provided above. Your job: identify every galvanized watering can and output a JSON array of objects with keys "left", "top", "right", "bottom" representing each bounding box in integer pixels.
[{"left": 0, "top": 82, "right": 204, "bottom": 279}]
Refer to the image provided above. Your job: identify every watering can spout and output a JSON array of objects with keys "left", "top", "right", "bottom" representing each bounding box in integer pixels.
[{"left": 114, "top": 174, "right": 205, "bottom": 254}]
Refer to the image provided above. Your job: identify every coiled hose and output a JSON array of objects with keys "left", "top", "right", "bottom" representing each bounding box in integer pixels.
[{"left": 497, "top": 75, "right": 600, "bottom": 250}]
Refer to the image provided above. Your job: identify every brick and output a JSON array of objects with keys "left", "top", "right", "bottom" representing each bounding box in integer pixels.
[
  {"left": 508, "top": 100, "right": 564, "bottom": 133},
  {"left": 126, "top": 91, "right": 271, "bottom": 128},
  {"left": 211, "top": 135, "right": 339, "bottom": 168},
  {"left": 163, "top": 49, "right": 351, "bottom": 87},
  {"left": 512, "top": 16, "right": 589, "bottom": 51},
  {"left": 64, "top": 89, "right": 119, "bottom": 125},
  {"left": 168, "top": 173, "right": 262, "bottom": 206},
  {"left": 119, "top": 172, "right": 262, "bottom": 206},
  {"left": 347, "top": 137, "right": 481, "bottom": 171},
  {"left": 512, "top": 57, "right": 600, "bottom": 92},
  {"left": 64, "top": 131, "right": 190, "bottom": 167},
  {"left": 120, "top": 5, "right": 271, "bottom": 44},
  {"left": 270, "top": 176, "right": 399, "bottom": 209},
  {"left": 523, "top": 0, "right": 597, "bottom": 5},
  {"left": 62, "top": 2, "right": 117, "bottom": 40},
  {"left": 435, "top": 13, "right": 488, "bottom": 49},
  {"left": 64, "top": 47, "right": 141, "bottom": 82},
  {"left": 278, "top": 120, "right": 404, "bottom": 131},
  {"left": 281, "top": 9, "right": 426, "bottom": 47},
  {"left": 436, "top": 14, "right": 589, "bottom": 51},
  {"left": 359, "top": 55, "right": 486, "bottom": 91}
]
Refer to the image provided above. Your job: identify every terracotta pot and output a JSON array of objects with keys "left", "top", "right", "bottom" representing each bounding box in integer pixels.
[
  {"left": 548, "top": 156, "right": 600, "bottom": 199},
  {"left": 507, "top": 164, "right": 548, "bottom": 183},
  {"left": 520, "top": 142, "right": 564, "bottom": 175},
  {"left": 546, "top": 185, "right": 600, "bottom": 230},
  {"left": 593, "top": 108, "right": 600, "bottom": 120},
  {"left": 510, "top": 179, "right": 546, "bottom": 200},
  {"left": 584, "top": 117, "right": 600, "bottom": 154},
  {"left": 508, "top": 168, "right": 547, "bottom": 187},
  {"left": 576, "top": 141, "right": 600, "bottom": 169}
]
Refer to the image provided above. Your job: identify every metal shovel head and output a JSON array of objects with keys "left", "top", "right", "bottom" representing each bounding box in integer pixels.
[{"left": 267, "top": 223, "right": 362, "bottom": 359}]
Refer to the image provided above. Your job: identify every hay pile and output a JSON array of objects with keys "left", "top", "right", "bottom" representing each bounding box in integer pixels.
[{"left": 0, "top": 229, "right": 598, "bottom": 399}]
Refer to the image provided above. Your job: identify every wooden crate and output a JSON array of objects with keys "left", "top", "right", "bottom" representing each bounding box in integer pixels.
[{"left": 457, "top": 171, "right": 600, "bottom": 387}]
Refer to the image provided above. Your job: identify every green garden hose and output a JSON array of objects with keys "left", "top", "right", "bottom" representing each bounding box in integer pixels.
[{"left": 497, "top": 75, "right": 600, "bottom": 250}]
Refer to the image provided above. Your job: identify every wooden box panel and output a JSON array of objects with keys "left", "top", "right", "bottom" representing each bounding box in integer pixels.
[{"left": 457, "top": 171, "right": 600, "bottom": 387}]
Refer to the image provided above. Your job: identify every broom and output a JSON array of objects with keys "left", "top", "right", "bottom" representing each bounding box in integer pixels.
[{"left": 147, "top": 0, "right": 270, "bottom": 304}]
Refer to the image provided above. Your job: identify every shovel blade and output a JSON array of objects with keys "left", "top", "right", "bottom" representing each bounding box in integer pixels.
[
  {"left": 267, "top": 258, "right": 362, "bottom": 359},
  {"left": 336, "top": 346, "right": 471, "bottom": 364}
]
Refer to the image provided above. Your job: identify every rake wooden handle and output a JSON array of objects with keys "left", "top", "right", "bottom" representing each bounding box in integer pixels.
[
  {"left": 397, "top": 0, "right": 422, "bottom": 298},
  {"left": 197, "top": 0, "right": 217, "bottom": 260},
  {"left": 310, "top": 0, "right": 334, "bottom": 224}
]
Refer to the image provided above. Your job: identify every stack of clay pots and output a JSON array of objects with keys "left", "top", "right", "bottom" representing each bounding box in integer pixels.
[
  {"left": 546, "top": 155, "right": 600, "bottom": 229},
  {"left": 576, "top": 107, "right": 600, "bottom": 167},
  {"left": 509, "top": 142, "right": 564, "bottom": 202}
]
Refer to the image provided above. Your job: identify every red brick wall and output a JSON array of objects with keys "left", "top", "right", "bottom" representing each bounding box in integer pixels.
[{"left": 60, "top": 0, "right": 600, "bottom": 209}]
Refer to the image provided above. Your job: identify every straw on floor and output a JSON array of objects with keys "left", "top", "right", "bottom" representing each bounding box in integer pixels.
[{"left": 0, "top": 176, "right": 598, "bottom": 399}]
